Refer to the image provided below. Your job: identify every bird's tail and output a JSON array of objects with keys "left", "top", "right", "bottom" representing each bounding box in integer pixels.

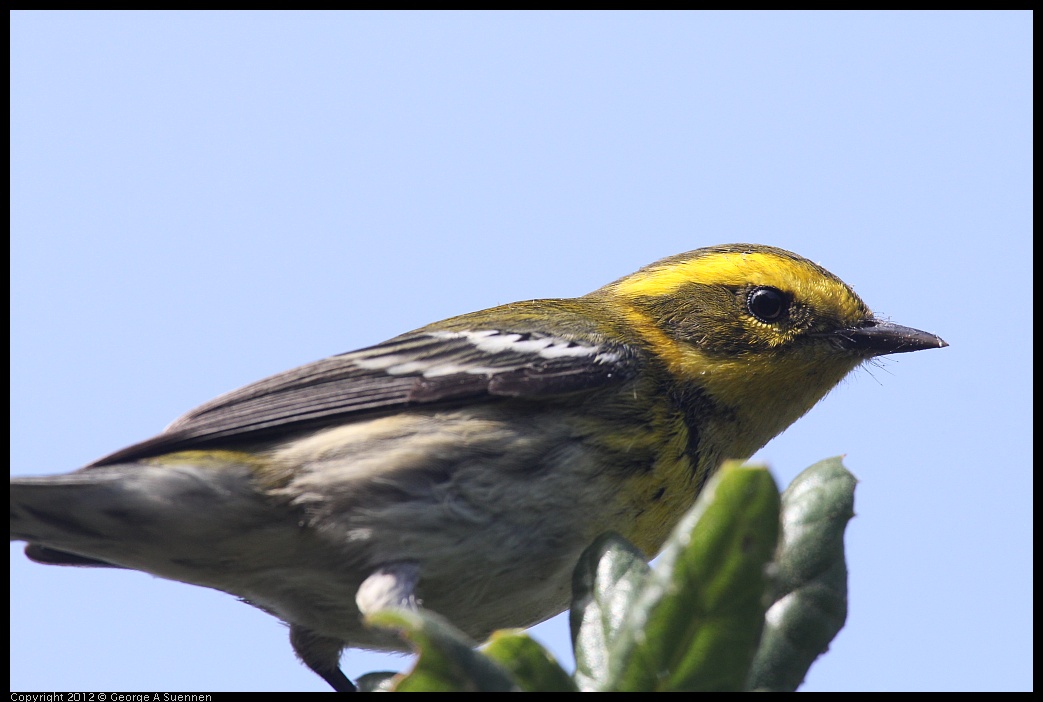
[{"left": 11, "top": 461, "right": 279, "bottom": 583}]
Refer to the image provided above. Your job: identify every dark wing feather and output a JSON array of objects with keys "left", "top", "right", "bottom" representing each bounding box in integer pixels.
[{"left": 90, "top": 326, "right": 640, "bottom": 466}]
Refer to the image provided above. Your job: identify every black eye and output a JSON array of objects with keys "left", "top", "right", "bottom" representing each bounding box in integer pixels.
[{"left": 747, "top": 287, "right": 788, "bottom": 323}]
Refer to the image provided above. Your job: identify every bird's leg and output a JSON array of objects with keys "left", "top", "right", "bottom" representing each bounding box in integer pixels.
[
  {"left": 288, "top": 563, "right": 421, "bottom": 691},
  {"left": 289, "top": 625, "right": 355, "bottom": 692}
]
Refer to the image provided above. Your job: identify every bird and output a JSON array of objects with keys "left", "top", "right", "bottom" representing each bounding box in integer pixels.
[{"left": 10, "top": 243, "right": 947, "bottom": 691}]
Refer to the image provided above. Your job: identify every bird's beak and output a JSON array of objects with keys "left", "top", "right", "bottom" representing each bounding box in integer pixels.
[{"left": 831, "top": 319, "right": 948, "bottom": 356}]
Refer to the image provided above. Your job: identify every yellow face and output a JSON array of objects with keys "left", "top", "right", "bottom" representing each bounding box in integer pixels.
[{"left": 596, "top": 244, "right": 877, "bottom": 460}]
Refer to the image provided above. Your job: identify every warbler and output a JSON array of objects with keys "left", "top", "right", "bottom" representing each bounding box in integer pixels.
[{"left": 11, "top": 244, "right": 945, "bottom": 691}]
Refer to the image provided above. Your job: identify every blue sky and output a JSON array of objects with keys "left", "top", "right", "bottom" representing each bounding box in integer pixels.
[{"left": 11, "top": 11, "right": 1031, "bottom": 692}]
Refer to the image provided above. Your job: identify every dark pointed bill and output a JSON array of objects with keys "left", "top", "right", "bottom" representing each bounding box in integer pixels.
[{"left": 832, "top": 319, "right": 948, "bottom": 356}]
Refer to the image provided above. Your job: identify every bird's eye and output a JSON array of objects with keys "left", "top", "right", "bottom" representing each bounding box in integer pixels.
[{"left": 747, "top": 287, "right": 788, "bottom": 323}]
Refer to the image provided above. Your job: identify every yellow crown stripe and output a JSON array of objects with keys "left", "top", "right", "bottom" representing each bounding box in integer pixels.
[{"left": 613, "top": 251, "right": 829, "bottom": 299}]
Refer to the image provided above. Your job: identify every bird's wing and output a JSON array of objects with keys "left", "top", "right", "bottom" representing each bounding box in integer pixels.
[{"left": 90, "top": 319, "right": 641, "bottom": 466}]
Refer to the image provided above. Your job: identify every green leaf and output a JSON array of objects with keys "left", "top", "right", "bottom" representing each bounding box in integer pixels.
[
  {"left": 569, "top": 531, "right": 651, "bottom": 691},
  {"left": 482, "top": 630, "right": 577, "bottom": 691},
  {"left": 365, "top": 608, "right": 518, "bottom": 691},
  {"left": 746, "top": 456, "right": 856, "bottom": 691},
  {"left": 605, "top": 462, "right": 781, "bottom": 691}
]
